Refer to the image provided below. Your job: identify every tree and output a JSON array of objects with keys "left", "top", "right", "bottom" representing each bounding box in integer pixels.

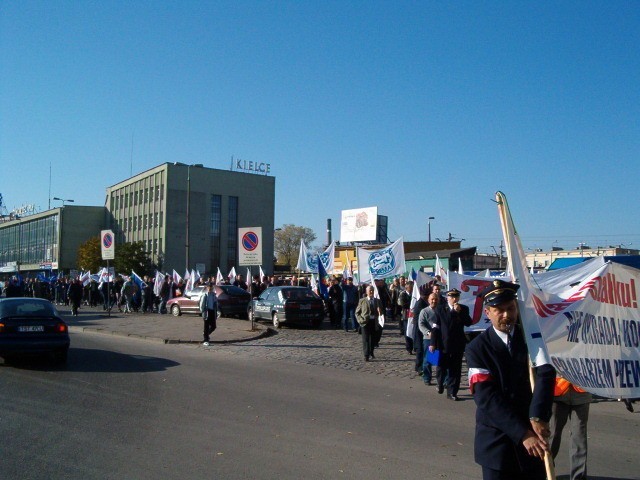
[
  {"left": 114, "top": 241, "right": 155, "bottom": 276},
  {"left": 76, "top": 236, "right": 102, "bottom": 272},
  {"left": 274, "top": 224, "right": 317, "bottom": 269}
]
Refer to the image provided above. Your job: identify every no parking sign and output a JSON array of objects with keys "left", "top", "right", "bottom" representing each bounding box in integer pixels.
[
  {"left": 101, "top": 229, "right": 115, "bottom": 260},
  {"left": 238, "top": 227, "right": 262, "bottom": 266}
]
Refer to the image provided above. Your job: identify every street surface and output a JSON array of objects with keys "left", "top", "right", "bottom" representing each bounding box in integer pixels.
[{"left": 0, "top": 319, "right": 638, "bottom": 480}]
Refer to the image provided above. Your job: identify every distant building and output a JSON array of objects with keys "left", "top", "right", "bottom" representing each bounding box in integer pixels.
[
  {"left": 105, "top": 162, "right": 276, "bottom": 275},
  {"left": 0, "top": 205, "right": 105, "bottom": 274},
  {"left": 525, "top": 246, "right": 639, "bottom": 271}
]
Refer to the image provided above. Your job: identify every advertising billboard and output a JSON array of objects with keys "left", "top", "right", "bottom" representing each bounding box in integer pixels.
[{"left": 340, "top": 207, "right": 378, "bottom": 242}]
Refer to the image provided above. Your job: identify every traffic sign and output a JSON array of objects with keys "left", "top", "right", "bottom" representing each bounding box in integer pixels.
[
  {"left": 238, "top": 227, "right": 262, "bottom": 266},
  {"left": 101, "top": 229, "right": 115, "bottom": 260}
]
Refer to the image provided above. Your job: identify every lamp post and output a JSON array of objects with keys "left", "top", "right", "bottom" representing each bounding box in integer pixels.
[
  {"left": 185, "top": 164, "right": 203, "bottom": 272},
  {"left": 428, "top": 216, "right": 435, "bottom": 242},
  {"left": 53, "top": 197, "right": 74, "bottom": 206}
]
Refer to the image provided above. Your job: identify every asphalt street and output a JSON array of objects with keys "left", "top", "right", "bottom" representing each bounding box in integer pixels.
[{"left": 0, "top": 305, "right": 638, "bottom": 479}]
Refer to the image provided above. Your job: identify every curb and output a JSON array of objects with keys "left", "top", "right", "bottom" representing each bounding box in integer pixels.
[{"left": 68, "top": 325, "right": 276, "bottom": 345}]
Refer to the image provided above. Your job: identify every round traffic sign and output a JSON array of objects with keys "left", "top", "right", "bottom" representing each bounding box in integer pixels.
[
  {"left": 242, "top": 231, "right": 259, "bottom": 251},
  {"left": 103, "top": 232, "right": 113, "bottom": 248}
]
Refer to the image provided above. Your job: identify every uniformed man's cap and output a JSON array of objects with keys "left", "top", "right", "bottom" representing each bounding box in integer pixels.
[
  {"left": 446, "top": 288, "right": 461, "bottom": 297},
  {"left": 479, "top": 280, "right": 520, "bottom": 306}
]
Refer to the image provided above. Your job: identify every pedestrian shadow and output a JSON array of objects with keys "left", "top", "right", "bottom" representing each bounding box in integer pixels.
[{"left": 2, "top": 347, "right": 180, "bottom": 373}]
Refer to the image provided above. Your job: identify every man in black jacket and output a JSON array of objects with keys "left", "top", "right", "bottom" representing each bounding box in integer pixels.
[
  {"left": 431, "top": 288, "right": 472, "bottom": 399},
  {"left": 465, "top": 280, "right": 555, "bottom": 480}
]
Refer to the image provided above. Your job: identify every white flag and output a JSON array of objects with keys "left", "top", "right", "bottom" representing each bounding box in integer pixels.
[
  {"left": 172, "top": 270, "right": 182, "bottom": 284},
  {"left": 435, "top": 254, "right": 448, "bottom": 288},
  {"left": 357, "top": 238, "right": 406, "bottom": 284},
  {"left": 227, "top": 267, "right": 237, "bottom": 282},
  {"left": 496, "top": 191, "right": 549, "bottom": 367},
  {"left": 216, "top": 267, "right": 224, "bottom": 285},
  {"left": 153, "top": 271, "right": 165, "bottom": 297},
  {"left": 259, "top": 265, "right": 266, "bottom": 280},
  {"left": 297, "top": 240, "right": 335, "bottom": 273}
]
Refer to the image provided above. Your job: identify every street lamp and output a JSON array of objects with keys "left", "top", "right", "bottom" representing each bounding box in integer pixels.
[
  {"left": 428, "top": 216, "right": 435, "bottom": 242},
  {"left": 185, "top": 164, "right": 203, "bottom": 272},
  {"left": 53, "top": 197, "right": 74, "bottom": 206}
]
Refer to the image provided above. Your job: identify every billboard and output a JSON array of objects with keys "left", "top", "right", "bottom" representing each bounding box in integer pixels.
[{"left": 340, "top": 207, "right": 378, "bottom": 242}]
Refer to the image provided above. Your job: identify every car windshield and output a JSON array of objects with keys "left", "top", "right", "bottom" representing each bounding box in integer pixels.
[{"left": 0, "top": 299, "right": 58, "bottom": 318}]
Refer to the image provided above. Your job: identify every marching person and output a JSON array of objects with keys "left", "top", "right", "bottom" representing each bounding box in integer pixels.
[
  {"left": 199, "top": 282, "right": 218, "bottom": 346},
  {"left": 418, "top": 292, "right": 441, "bottom": 385},
  {"left": 549, "top": 376, "right": 592, "bottom": 480},
  {"left": 355, "top": 285, "right": 383, "bottom": 362},
  {"left": 465, "top": 280, "right": 556, "bottom": 480},
  {"left": 431, "top": 288, "right": 471, "bottom": 399}
]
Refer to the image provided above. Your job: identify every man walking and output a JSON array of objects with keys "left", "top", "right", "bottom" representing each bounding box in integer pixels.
[
  {"left": 431, "top": 288, "right": 472, "bottom": 400},
  {"left": 199, "top": 283, "right": 218, "bottom": 346},
  {"left": 355, "top": 285, "right": 382, "bottom": 362},
  {"left": 465, "top": 280, "right": 556, "bottom": 480}
]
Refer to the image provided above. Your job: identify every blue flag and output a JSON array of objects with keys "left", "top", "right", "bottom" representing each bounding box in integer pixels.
[
  {"left": 317, "top": 254, "right": 328, "bottom": 298},
  {"left": 131, "top": 270, "right": 147, "bottom": 289}
]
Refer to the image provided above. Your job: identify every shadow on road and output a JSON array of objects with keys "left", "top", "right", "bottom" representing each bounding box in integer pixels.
[{"left": 2, "top": 347, "right": 180, "bottom": 373}]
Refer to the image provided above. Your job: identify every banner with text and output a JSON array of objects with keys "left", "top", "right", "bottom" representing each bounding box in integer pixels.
[
  {"left": 296, "top": 241, "right": 335, "bottom": 274},
  {"left": 357, "top": 238, "right": 406, "bottom": 283}
]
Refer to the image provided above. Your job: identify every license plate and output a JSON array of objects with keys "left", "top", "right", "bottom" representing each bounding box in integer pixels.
[
  {"left": 300, "top": 304, "right": 311, "bottom": 310},
  {"left": 18, "top": 325, "right": 45, "bottom": 332}
]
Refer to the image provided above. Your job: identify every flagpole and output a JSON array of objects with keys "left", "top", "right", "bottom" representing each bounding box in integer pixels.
[{"left": 496, "top": 191, "right": 555, "bottom": 480}]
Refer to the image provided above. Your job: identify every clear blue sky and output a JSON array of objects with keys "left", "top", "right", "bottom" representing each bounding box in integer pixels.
[{"left": 2, "top": 1, "right": 639, "bottom": 254}]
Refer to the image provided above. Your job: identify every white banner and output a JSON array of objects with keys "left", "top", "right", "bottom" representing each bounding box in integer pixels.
[
  {"left": 537, "top": 260, "right": 640, "bottom": 399},
  {"left": 296, "top": 241, "right": 335, "bottom": 274},
  {"left": 496, "top": 191, "right": 640, "bottom": 399},
  {"left": 357, "top": 238, "right": 406, "bottom": 283}
]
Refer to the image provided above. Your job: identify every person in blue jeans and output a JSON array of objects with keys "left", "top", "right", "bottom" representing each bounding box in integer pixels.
[{"left": 418, "top": 292, "right": 441, "bottom": 385}]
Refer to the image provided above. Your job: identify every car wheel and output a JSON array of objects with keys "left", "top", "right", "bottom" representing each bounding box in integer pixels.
[
  {"left": 272, "top": 312, "right": 281, "bottom": 329},
  {"left": 53, "top": 348, "right": 68, "bottom": 365},
  {"left": 171, "top": 304, "right": 181, "bottom": 317}
]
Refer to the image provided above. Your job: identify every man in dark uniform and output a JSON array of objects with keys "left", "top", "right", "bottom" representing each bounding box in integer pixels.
[
  {"left": 430, "top": 288, "right": 472, "bottom": 399},
  {"left": 465, "top": 280, "right": 556, "bottom": 480}
]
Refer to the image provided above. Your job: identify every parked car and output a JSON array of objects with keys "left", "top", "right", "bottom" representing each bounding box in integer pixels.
[
  {"left": 0, "top": 297, "right": 70, "bottom": 364},
  {"left": 168, "top": 285, "right": 250, "bottom": 319},
  {"left": 248, "top": 286, "right": 325, "bottom": 328}
]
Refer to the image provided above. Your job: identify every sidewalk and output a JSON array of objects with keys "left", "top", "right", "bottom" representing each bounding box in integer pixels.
[{"left": 61, "top": 305, "right": 272, "bottom": 345}]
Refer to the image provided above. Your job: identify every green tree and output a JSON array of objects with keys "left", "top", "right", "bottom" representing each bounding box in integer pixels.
[
  {"left": 274, "top": 224, "right": 317, "bottom": 269},
  {"left": 114, "top": 241, "right": 155, "bottom": 276},
  {"left": 76, "top": 236, "right": 102, "bottom": 272}
]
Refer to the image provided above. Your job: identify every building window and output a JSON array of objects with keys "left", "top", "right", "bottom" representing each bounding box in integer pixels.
[
  {"left": 227, "top": 196, "right": 238, "bottom": 270},
  {"left": 210, "top": 194, "right": 221, "bottom": 270}
]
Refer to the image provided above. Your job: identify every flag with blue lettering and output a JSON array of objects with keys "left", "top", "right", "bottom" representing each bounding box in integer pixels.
[
  {"left": 297, "top": 241, "right": 335, "bottom": 274},
  {"left": 357, "top": 238, "right": 406, "bottom": 284}
]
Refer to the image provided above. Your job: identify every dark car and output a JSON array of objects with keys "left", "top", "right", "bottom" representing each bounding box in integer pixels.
[
  {"left": 0, "top": 297, "right": 70, "bottom": 364},
  {"left": 248, "top": 286, "right": 325, "bottom": 328},
  {"left": 167, "top": 284, "right": 250, "bottom": 319}
]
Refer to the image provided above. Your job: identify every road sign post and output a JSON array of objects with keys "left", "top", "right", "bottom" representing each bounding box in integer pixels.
[{"left": 101, "top": 230, "right": 115, "bottom": 317}]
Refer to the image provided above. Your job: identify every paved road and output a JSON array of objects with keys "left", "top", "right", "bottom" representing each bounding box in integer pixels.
[{"left": 2, "top": 304, "right": 638, "bottom": 479}]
